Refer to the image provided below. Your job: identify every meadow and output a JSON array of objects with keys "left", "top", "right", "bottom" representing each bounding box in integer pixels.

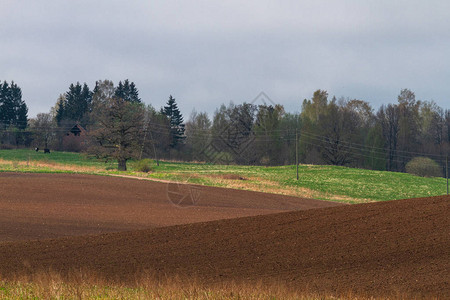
[{"left": 0, "top": 149, "right": 447, "bottom": 203}]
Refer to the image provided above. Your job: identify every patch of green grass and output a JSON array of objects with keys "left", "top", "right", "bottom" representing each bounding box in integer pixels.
[
  {"left": 146, "top": 161, "right": 447, "bottom": 203},
  {"left": 0, "top": 149, "right": 447, "bottom": 203}
]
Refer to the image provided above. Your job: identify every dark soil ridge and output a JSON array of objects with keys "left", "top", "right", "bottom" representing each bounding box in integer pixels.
[{"left": 0, "top": 194, "right": 448, "bottom": 298}]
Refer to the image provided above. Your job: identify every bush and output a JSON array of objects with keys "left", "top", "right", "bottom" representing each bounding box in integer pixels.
[
  {"left": 405, "top": 157, "right": 443, "bottom": 178},
  {"left": 133, "top": 159, "right": 154, "bottom": 173}
]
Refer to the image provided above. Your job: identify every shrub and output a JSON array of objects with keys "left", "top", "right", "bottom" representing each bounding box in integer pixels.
[
  {"left": 133, "top": 159, "right": 154, "bottom": 173},
  {"left": 405, "top": 157, "right": 443, "bottom": 178}
]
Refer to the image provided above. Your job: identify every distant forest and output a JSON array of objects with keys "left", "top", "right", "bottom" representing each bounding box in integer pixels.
[{"left": 1, "top": 79, "right": 449, "bottom": 174}]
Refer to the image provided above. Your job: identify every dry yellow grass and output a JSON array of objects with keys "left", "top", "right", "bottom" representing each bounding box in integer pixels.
[
  {"left": 190, "top": 173, "right": 368, "bottom": 204},
  {"left": 0, "top": 271, "right": 409, "bottom": 300},
  {"left": 0, "top": 158, "right": 103, "bottom": 173}
]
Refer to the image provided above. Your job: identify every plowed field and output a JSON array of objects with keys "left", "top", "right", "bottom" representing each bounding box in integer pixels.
[
  {"left": 0, "top": 173, "right": 448, "bottom": 298},
  {"left": 0, "top": 172, "right": 341, "bottom": 242}
]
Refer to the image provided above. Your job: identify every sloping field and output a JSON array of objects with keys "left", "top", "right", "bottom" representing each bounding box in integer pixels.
[
  {"left": 0, "top": 172, "right": 341, "bottom": 242},
  {"left": 0, "top": 194, "right": 448, "bottom": 298}
]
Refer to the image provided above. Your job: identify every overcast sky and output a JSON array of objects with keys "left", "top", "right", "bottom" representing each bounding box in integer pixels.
[{"left": 1, "top": 0, "right": 450, "bottom": 119}]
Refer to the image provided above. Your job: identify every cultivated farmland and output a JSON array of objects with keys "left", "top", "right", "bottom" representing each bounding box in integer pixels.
[{"left": 0, "top": 159, "right": 448, "bottom": 298}]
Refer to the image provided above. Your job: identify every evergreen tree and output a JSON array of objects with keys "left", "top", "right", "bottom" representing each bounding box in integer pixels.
[
  {"left": 114, "top": 79, "right": 141, "bottom": 103},
  {"left": 0, "top": 81, "right": 28, "bottom": 129},
  {"left": 55, "top": 94, "right": 67, "bottom": 126},
  {"left": 63, "top": 82, "right": 92, "bottom": 124},
  {"left": 162, "top": 95, "right": 185, "bottom": 148},
  {"left": 54, "top": 82, "right": 92, "bottom": 126}
]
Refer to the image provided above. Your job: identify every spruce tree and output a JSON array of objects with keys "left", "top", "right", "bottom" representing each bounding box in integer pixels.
[
  {"left": 55, "top": 94, "right": 67, "bottom": 126},
  {"left": 0, "top": 81, "right": 28, "bottom": 129},
  {"left": 62, "top": 82, "right": 92, "bottom": 125},
  {"left": 162, "top": 95, "right": 185, "bottom": 148},
  {"left": 0, "top": 81, "right": 11, "bottom": 128},
  {"left": 114, "top": 79, "right": 141, "bottom": 103}
]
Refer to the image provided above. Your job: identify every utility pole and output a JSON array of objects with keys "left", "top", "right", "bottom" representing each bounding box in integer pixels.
[
  {"left": 140, "top": 111, "right": 149, "bottom": 160},
  {"left": 447, "top": 155, "right": 448, "bottom": 195},
  {"left": 149, "top": 128, "right": 159, "bottom": 166},
  {"left": 139, "top": 127, "right": 148, "bottom": 160},
  {"left": 296, "top": 128, "right": 299, "bottom": 181}
]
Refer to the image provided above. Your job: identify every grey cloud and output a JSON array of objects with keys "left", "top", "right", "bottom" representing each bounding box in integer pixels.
[{"left": 1, "top": 0, "right": 449, "bottom": 118}]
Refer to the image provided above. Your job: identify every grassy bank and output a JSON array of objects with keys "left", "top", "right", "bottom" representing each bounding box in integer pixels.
[{"left": 0, "top": 149, "right": 447, "bottom": 203}]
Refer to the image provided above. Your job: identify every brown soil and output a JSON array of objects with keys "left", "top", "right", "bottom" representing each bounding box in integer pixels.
[
  {"left": 0, "top": 173, "right": 447, "bottom": 299},
  {"left": 0, "top": 172, "right": 341, "bottom": 242}
]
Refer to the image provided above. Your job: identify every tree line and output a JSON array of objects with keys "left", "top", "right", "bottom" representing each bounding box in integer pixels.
[
  {"left": 2, "top": 79, "right": 450, "bottom": 173},
  {"left": 184, "top": 89, "right": 450, "bottom": 176}
]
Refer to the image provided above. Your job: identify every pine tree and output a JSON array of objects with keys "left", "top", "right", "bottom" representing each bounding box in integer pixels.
[{"left": 162, "top": 95, "right": 185, "bottom": 148}]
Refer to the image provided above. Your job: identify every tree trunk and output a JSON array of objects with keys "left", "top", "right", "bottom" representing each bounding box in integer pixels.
[{"left": 118, "top": 158, "right": 127, "bottom": 171}]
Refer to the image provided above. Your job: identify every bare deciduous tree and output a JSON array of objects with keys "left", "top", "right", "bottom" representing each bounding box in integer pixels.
[{"left": 88, "top": 97, "right": 145, "bottom": 171}]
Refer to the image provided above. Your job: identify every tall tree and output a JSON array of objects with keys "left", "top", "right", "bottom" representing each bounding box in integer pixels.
[
  {"left": 88, "top": 97, "right": 145, "bottom": 171},
  {"left": 278, "top": 112, "right": 301, "bottom": 165},
  {"left": 0, "top": 81, "right": 28, "bottom": 129},
  {"left": 144, "top": 105, "right": 171, "bottom": 160},
  {"left": 54, "top": 94, "right": 66, "bottom": 126},
  {"left": 114, "top": 79, "right": 141, "bottom": 103},
  {"left": 253, "top": 104, "right": 284, "bottom": 165},
  {"left": 162, "top": 95, "right": 185, "bottom": 149},
  {"left": 419, "top": 101, "right": 446, "bottom": 159},
  {"left": 397, "top": 89, "right": 421, "bottom": 171},
  {"left": 345, "top": 99, "right": 374, "bottom": 167},
  {"left": 316, "top": 98, "right": 360, "bottom": 166},
  {"left": 210, "top": 102, "right": 257, "bottom": 164},
  {"left": 29, "top": 113, "right": 55, "bottom": 149},
  {"left": 185, "top": 110, "right": 212, "bottom": 161},
  {"left": 364, "top": 123, "right": 386, "bottom": 171},
  {"left": 301, "top": 89, "right": 328, "bottom": 123},
  {"left": 377, "top": 104, "right": 400, "bottom": 171},
  {"left": 299, "top": 90, "right": 329, "bottom": 164},
  {"left": 92, "top": 80, "right": 115, "bottom": 110},
  {"left": 57, "top": 82, "right": 92, "bottom": 125}
]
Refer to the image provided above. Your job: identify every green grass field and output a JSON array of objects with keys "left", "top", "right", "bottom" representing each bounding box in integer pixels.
[{"left": 0, "top": 149, "right": 447, "bottom": 203}]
